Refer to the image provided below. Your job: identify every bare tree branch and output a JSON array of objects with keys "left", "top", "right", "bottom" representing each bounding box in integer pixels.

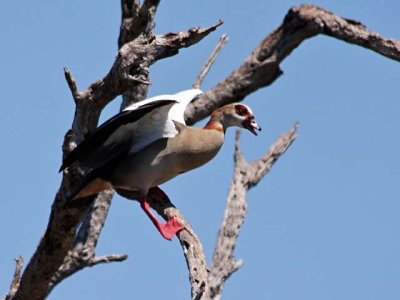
[
  {"left": 207, "top": 124, "right": 299, "bottom": 299},
  {"left": 55, "top": 2, "right": 164, "bottom": 285},
  {"left": 115, "top": 188, "right": 209, "bottom": 300},
  {"left": 63, "top": 67, "right": 80, "bottom": 101},
  {"left": 13, "top": 22, "right": 222, "bottom": 300},
  {"left": 116, "top": 30, "right": 232, "bottom": 299},
  {"left": 118, "top": 33, "right": 232, "bottom": 299},
  {"left": 48, "top": 251, "right": 127, "bottom": 295},
  {"left": 116, "top": 124, "right": 299, "bottom": 300},
  {"left": 90, "top": 254, "right": 129, "bottom": 265},
  {"left": 45, "top": 1, "right": 173, "bottom": 291},
  {"left": 46, "top": 190, "right": 128, "bottom": 295},
  {"left": 248, "top": 123, "right": 299, "bottom": 188},
  {"left": 4, "top": 256, "right": 24, "bottom": 300},
  {"left": 118, "top": 0, "right": 162, "bottom": 109},
  {"left": 8, "top": 3, "right": 400, "bottom": 299},
  {"left": 185, "top": 4, "right": 400, "bottom": 125},
  {"left": 67, "top": 20, "right": 224, "bottom": 112},
  {"left": 193, "top": 34, "right": 229, "bottom": 89},
  {"left": 118, "top": 0, "right": 161, "bottom": 48}
]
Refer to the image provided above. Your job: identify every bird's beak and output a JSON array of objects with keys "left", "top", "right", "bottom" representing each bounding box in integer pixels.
[{"left": 243, "top": 117, "right": 262, "bottom": 136}]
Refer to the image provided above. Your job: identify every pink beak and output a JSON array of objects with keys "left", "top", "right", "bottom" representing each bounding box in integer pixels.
[{"left": 243, "top": 117, "right": 261, "bottom": 136}]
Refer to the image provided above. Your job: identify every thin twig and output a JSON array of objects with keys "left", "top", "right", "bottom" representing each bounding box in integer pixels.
[
  {"left": 63, "top": 67, "right": 80, "bottom": 101},
  {"left": 4, "top": 256, "right": 24, "bottom": 300},
  {"left": 90, "top": 254, "right": 129, "bottom": 265},
  {"left": 193, "top": 34, "right": 229, "bottom": 89},
  {"left": 248, "top": 123, "right": 299, "bottom": 188}
]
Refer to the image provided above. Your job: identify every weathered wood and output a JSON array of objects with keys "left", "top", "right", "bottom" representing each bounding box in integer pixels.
[{"left": 7, "top": 3, "right": 400, "bottom": 300}]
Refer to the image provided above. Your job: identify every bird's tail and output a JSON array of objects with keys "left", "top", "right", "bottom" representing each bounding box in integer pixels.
[{"left": 65, "top": 172, "right": 112, "bottom": 201}]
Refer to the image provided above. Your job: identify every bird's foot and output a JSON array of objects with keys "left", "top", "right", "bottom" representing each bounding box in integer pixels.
[
  {"left": 158, "top": 217, "right": 183, "bottom": 240},
  {"left": 140, "top": 198, "right": 183, "bottom": 240}
]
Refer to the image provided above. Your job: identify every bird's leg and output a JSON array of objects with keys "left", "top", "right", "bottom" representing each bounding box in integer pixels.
[{"left": 140, "top": 187, "right": 183, "bottom": 240}]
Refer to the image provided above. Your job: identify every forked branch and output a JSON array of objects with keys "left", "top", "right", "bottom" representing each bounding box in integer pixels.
[
  {"left": 185, "top": 4, "right": 400, "bottom": 124},
  {"left": 12, "top": 21, "right": 223, "bottom": 300},
  {"left": 7, "top": 3, "right": 400, "bottom": 300},
  {"left": 206, "top": 124, "right": 299, "bottom": 299}
]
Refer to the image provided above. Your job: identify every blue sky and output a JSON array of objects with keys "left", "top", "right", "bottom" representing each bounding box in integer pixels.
[{"left": 1, "top": 1, "right": 399, "bottom": 299}]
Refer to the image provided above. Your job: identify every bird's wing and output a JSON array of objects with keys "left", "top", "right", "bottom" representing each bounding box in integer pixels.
[
  {"left": 59, "top": 99, "right": 177, "bottom": 172},
  {"left": 167, "top": 89, "right": 203, "bottom": 124},
  {"left": 124, "top": 88, "right": 203, "bottom": 124},
  {"left": 112, "top": 89, "right": 203, "bottom": 154},
  {"left": 59, "top": 88, "right": 203, "bottom": 173}
]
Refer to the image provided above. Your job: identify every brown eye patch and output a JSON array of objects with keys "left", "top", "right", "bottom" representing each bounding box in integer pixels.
[{"left": 235, "top": 104, "right": 251, "bottom": 117}]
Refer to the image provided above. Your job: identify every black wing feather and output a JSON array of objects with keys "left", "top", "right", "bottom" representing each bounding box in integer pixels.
[{"left": 59, "top": 99, "right": 177, "bottom": 172}]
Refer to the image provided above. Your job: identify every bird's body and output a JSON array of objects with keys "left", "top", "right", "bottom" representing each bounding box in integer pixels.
[
  {"left": 110, "top": 125, "right": 224, "bottom": 192},
  {"left": 79, "top": 123, "right": 224, "bottom": 198},
  {"left": 61, "top": 89, "right": 261, "bottom": 240}
]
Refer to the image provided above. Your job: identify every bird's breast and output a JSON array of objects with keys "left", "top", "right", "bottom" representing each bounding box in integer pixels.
[
  {"left": 159, "top": 127, "right": 224, "bottom": 174},
  {"left": 109, "top": 127, "right": 224, "bottom": 191}
]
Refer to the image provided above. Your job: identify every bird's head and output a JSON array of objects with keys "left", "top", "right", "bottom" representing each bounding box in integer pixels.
[{"left": 216, "top": 103, "right": 261, "bottom": 135}]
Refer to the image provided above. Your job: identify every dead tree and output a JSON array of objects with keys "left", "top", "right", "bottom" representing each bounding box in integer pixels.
[{"left": 4, "top": 2, "right": 400, "bottom": 300}]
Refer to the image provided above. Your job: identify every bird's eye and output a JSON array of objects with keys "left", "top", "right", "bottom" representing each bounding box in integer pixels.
[{"left": 234, "top": 104, "right": 250, "bottom": 117}]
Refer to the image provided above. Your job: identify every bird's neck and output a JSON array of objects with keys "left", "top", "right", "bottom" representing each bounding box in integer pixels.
[{"left": 203, "top": 112, "right": 224, "bottom": 133}]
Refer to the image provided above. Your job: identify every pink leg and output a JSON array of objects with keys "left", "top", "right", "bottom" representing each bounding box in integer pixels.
[{"left": 140, "top": 187, "right": 183, "bottom": 240}]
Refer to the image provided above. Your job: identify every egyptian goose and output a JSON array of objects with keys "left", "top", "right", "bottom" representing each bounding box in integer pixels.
[{"left": 60, "top": 89, "right": 261, "bottom": 240}]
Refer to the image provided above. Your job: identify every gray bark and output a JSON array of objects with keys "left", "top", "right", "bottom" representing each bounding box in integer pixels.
[{"left": 5, "top": 3, "right": 400, "bottom": 300}]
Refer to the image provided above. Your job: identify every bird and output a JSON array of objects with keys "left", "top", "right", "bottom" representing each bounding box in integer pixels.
[{"left": 60, "top": 89, "right": 261, "bottom": 240}]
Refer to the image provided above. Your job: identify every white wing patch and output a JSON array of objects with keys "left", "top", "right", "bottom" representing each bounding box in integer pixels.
[
  {"left": 124, "top": 89, "right": 202, "bottom": 124},
  {"left": 105, "top": 89, "right": 203, "bottom": 154},
  {"left": 167, "top": 89, "right": 203, "bottom": 124}
]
